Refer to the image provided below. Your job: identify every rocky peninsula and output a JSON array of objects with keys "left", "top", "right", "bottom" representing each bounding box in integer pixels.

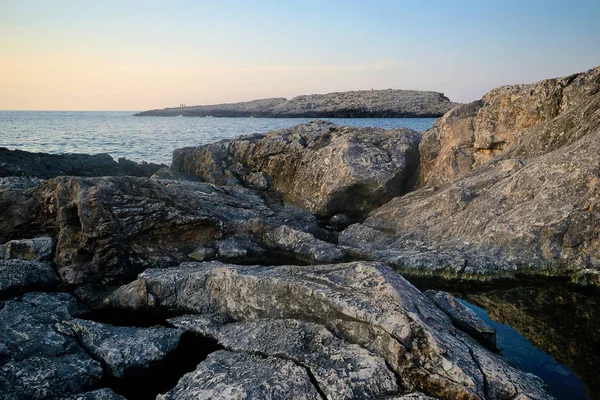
[
  {"left": 134, "top": 89, "right": 458, "bottom": 118},
  {"left": 1, "top": 66, "right": 600, "bottom": 400}
]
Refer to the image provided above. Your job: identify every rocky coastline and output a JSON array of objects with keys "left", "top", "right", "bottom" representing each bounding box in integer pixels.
[
  {"left": 134, "top": 89, "right": 458, "bottom": 118},
  {"left": 2, "top": 66, "right": 600, "bottom": 399}
]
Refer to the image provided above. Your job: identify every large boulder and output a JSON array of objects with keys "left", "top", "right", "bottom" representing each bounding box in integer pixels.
[
  {"left": 340, "top": 67, "right": 600, "bottom": 286},
  {"left": 172, "top": 120, "right": 421, "bottom": 218},
  {"left": 419, "top": 66, "right": 600, "bottom": 187},
  {"left": 108, "top": 261, "right": 552, "bottom": 399},
  {"left": 0, "top": 175, "right": 343, "bottom": 297}
]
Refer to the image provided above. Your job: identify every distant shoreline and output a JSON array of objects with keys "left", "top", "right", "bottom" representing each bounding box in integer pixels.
[{"left": 135, "top": 88, "right": 458, "bottom": 118}]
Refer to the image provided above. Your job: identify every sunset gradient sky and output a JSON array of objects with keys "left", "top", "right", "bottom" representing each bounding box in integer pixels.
[{"left": 1, "top": 0, "right": 599, "bottom": 111}]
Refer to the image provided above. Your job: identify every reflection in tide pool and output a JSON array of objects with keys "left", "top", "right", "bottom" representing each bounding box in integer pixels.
[{"left": 458, "top": 298, "right": 589, "bottom": 400}]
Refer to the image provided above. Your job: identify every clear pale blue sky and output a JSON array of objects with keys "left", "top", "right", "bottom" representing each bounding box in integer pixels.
[{"left": 1, "top": 0, "right": 599, "bottom": 110}]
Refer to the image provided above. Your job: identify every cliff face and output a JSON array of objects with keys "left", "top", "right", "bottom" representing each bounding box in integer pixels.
[
  {"left": 419, "top": 67, "right": 600, "bottom": 187},
  {"left": 134, "top": 89, "right": 458, "bottom": 118},
  {"left": 340, "top": 66, "right": 600, "bottom": 286}
]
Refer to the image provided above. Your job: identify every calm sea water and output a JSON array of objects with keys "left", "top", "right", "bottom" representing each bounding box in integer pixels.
[{"left": 0, "top": 111, "right": 436, "bottom": 165}]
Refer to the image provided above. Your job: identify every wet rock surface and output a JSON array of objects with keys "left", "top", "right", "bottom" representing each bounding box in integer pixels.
[
  {"left": 0, "top": 147, "right": 164, "bottom": 179},
  {"left": 109, "top": 261, "right": 552, "bottom": 399},
  {"left": 135, "top": 89, "right": 457, "bottom": 118},
  {"left": 173, "top": 120, "right": 421, "bottom": 218}
]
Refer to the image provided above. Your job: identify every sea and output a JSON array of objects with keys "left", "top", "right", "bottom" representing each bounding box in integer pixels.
[{"left": 0, "top": 111, "right": 437, "bottom": 165}]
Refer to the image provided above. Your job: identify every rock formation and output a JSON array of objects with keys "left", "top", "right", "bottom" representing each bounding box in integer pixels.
[
  {"left": 135, "top": 89, "right": 457, "bottom": 118},
  {"left": 340, "top": 66, "right": 600, "bottom": 286},
  {"left": 0, "top": 148, "right": 164, "bottom": 179},
  {"left": 173, "top": 120, "right": 421, "bottom": 218},
  {"left": 108, "top": 261, "right": 552, "bottom": 399}
]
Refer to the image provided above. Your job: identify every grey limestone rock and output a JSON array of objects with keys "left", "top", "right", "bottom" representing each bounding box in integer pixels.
[
  {"left": 63, "top": 318, "right": 183, "bottom": 379},
  {"left": 172, "top": 120, "right": 421, "bottom": 218},
  {"left": 168, "top": 316, "right": 398, "bottom": 400},
  {"left": 425, "top": 290, "right": 496, "bottom": 350},
  {"left": 109, "top": 261, "right": 552, "bottom": 400},
  {"left": 0, "top": 147, "right": 164, "bottom": 179},
  {"left": 57, "top": 388, "right": 126, "bottom": 400}
]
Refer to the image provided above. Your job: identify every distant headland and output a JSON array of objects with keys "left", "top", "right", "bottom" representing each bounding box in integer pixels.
[{"left": 134, "top": 89, "right": 458, "bottom": 118}]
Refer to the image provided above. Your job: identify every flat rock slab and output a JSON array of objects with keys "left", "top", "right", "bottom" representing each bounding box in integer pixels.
[
  {"left": 64, "top": 319, "right": 183, "bottom": 379},
  {"left": 169, "top": 316, "right": 398, "bottom": 400},
  {"left": 57, "top": 388, "right": 126, "bottom": 400},
  {"left": 109, "top": 261, "right": 552, "bottom": 400},
  {"left": 0, "top": 236, "right": 54, "bottom": 262},
  {"left": 157, "top": 350, "right": 323, "bottom": 400}
]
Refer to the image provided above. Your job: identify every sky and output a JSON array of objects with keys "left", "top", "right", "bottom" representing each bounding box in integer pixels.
[{"left": 1, "top": 0, "right": 599, "bottom": 111}]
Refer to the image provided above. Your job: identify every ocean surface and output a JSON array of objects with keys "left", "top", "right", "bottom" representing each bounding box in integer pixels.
[{"left": 0, "top": 111, "right": 437, "bottom": 165}]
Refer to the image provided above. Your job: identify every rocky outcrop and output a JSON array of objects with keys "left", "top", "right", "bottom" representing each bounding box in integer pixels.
[
  {"left": 461, "top": 285, "right": 600, "bottom": 398},
  {"left": 419, "top": 66, "right": 600, "bottom": 187},
  {"left": 0, "top": 174, "right": 343, "bottom": 300},
  {"left": 108, "top": 261, "right": 552, "bottom": 399},
  {"left": 168, "top": 316, "right": 398, "bottom": 399},
  {"left": 173, "top": 120, "right": 421, "bottom": 218},
  {"left": 135, "top": 89, "right": 457, "bottom": 118},
  {"left": 340, "top": 66, "right": 600, "bottom": 286},
  {"left": 0, "top": 147, "right": 164, "bottom": 179}
]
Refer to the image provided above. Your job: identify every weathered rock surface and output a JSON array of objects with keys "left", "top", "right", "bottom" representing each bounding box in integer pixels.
[
  {"left": 57, "top": 389, "right": 126, "bottom": 400},
  {"left": 109, "top": 261, "right": 552, "bottom": 399},
  {"left": 0, "top": 147, "right": 165, "bottom": 179},
  {"left": 341, "top": 67, "right": 600, "bottom": 285},
  {"left": 419, "top": 66, "right": 600, "bottom": 187},
  {"left": 0, "top": 260, "right": 59, "bottom": 298},
  {"left": 136, "top": 89, "right": 457, "bottom": 118},
  {"left": 169, "top": 316, "right": 398, "bottom": 400},
  {"left": 157, "top": 350, "right": 323, "bottom": 400},
  {"left": 63, "top": 318, "right": 182, "bottom": 379},
  {"left": 0, "top": 175, "right": 341, "bottom": 295},
  {"left": 0, "top": 236, "right": 53, "bottom": 261},
  {"left": 425, "top": 290, "right": 496, "bottom": 350},
  {"left": 173, "top": 120, "right": 421, "bottom": 218},
  {"left": 0, "top": 292, "right": 104, "bottom": 399}
]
